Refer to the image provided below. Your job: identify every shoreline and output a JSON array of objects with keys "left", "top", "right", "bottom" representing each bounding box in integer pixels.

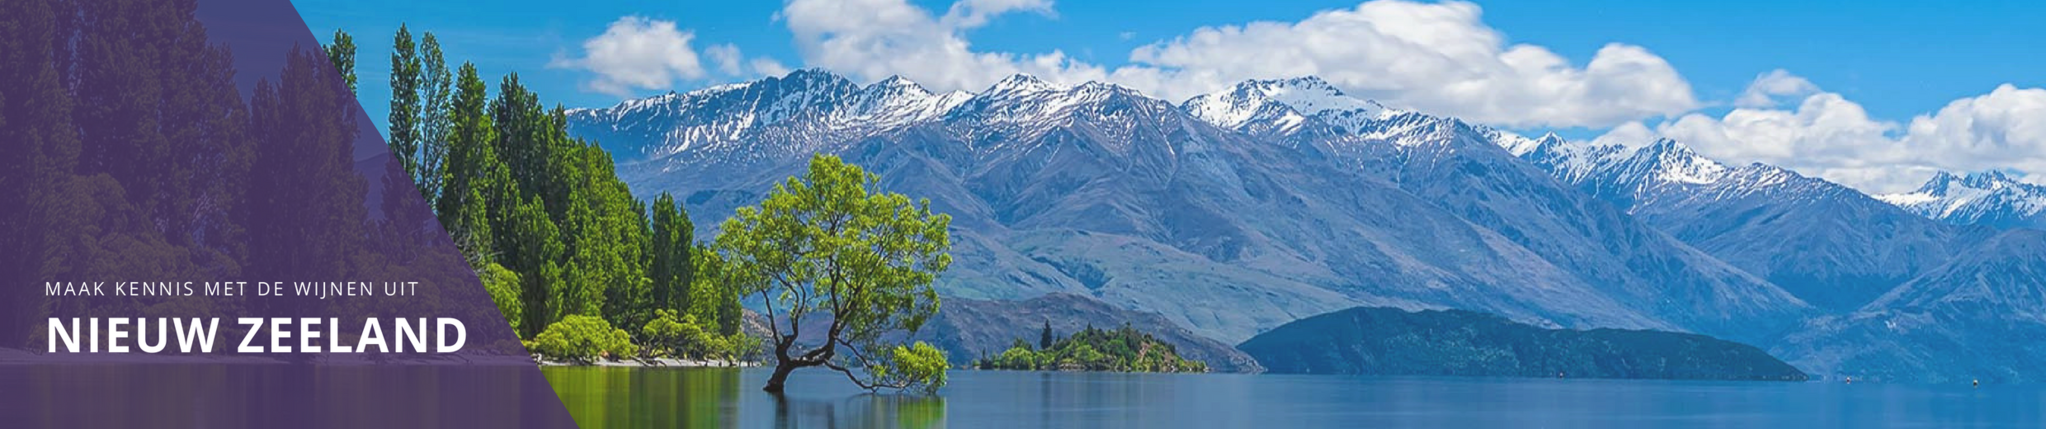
[{"left": 535, "top": 356, "right": 760, "bottom": 368}]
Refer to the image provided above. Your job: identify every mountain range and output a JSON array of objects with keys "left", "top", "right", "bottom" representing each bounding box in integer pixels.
[
  {"left": 1878, "top": 171, "right": 2046, "bottom": 230},
  {"left": 565, "top": 69, "right": 2046, "bottom": 382}
]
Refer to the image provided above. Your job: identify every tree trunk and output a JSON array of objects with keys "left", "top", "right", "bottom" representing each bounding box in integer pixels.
[{"left": 762, "top": 359, "right": 799, "bottom": 393}]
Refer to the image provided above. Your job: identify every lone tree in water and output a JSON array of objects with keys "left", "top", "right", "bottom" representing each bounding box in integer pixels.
[{"left": 715, "top": 154, "right": 953, "bottom": 394}]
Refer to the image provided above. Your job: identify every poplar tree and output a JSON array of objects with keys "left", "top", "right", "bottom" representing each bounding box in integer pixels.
[
  {"left": 416, "top": 32, "right": 453, "bottom": 207},
  {"left": 322, "top": 29, "right": 356, "bottom": 95},
  {"left": 388, "top": 24, "right": 422, "bottom": 180}
]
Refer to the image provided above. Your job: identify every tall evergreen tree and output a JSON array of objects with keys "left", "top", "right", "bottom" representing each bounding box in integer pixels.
[
  {"left": 1041, "top": 321, "right": 1055, "bottom": 350},
  {"left": 387, "top": 24, "right": 422, "bottom": 181},
  {"left": 322, "top": 29, "right": 356, "bottom": 95},
  {"left": 416, "top": 32, "right": 453, "bottom": 208},
  {"left": 0, "top": 0, "right": 81, "bottom": 346},
  {"left": 437, "top": 62, "right": 498, "bottom": 265},
  {"left": 649, "top": 192, "right": 696, "bottom": 318}
]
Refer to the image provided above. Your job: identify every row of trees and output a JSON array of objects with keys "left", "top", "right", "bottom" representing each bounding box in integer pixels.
[
  {"left": 351, "top": 25, "right": 956, "bottom": 393},
  {"left": 2, "top": 0, "right": 506, "bottom": 352},
  {"left": 347, "top": 26, "right": 748, "bottom": 360},
  {"left": 975, "top": 324, "right": 1209, "bottom": 373}
]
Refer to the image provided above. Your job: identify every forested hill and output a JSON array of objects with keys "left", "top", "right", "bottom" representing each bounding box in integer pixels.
[
  {"left": 1238, "top": 307, "right": 1807, "bottom": 381},
  {"left": 914, "top": 293, "right": 1262, "bottom": 373}
]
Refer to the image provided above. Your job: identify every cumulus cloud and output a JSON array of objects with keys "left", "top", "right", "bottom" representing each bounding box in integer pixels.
[
  {"left": 778, "top": 0, "right": 1696, "bottom": 128},
  {"left": 750, "top": 58, "right": 792, "bottom": 77},
  {"left": 1734, "top": 69, "right": 1820, "bottom": 108},
  {"left": 1599, "top": 71, "right": 2046, "bottom": 193},
  {"left": 1117, "top": 0, "right": 1697, "bottom": 127},
  {"left": 781, "top": 0, "right": 1108, "bottom": 93},
  {"left": 551, "top": 16, "right": 708, "bottom": 96},
  {"left": 941, "top": 0, "right": 1055, "bottom": 29},
  {"left": 706, "top": 44, "right": 745, "bottom": 76},
  {"left": 704, "top": 43, "right": 789, "bottom": 78}
]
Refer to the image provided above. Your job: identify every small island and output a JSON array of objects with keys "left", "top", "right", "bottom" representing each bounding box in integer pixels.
[
  {"left": 1239, "top": 307, "right": 1807, "bottom": 381},
  {"left": 973, "top": 323, "right": 1208, "bottom": 373}
]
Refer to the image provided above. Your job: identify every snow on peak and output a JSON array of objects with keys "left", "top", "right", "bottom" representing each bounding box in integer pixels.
[
  {"left": 1497, "top": 131, "right": 1560, "bottom": 157},
  {"left": 1878, "top": 170, "right": 2046, "bottom": 224},
  {"left": 987, "top": 74, "right": 1060, "bottom": 95},
  {"left": 839, "top": 76, "right": 970, "bottom": 128},
  {"left": 1634, "top": 139, "right": 1730, "bottom": 185},
  {"left": 1237, "top": 77, "right": 1386, "bottom": 117},
  {"left": 1182, "top": 76, "right": 1398, "bottom": 135}
]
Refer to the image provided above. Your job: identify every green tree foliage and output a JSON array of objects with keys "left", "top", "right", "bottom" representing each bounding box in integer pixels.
[
  {"left": 530, "top": 315, "right": 636, "bottom": 364},
  {"left": 321, "top": 30, "right": 356, "bottom": 94},
  {"left": 1040, "top": 320, "right": 1054, "bottom": 350},
  {"left": 649, "top": 192, "right": 696, "bottom": 323},
  {"left": 415, "top": 32, "right": 453, "bottom": 208},
  {"left": 640, "top": 309, "right": 757, "bottom": 361},
  {"left": 436, "top": 62, "right": 498, "bottom": 266},
  {"left": 480, "top": 262, "right": 523, "bottom": 331},
  {"left": 692, "top": 244, "right": 744, "bottom": 336},
  {"left": 500, "top": 197, "right": 563, "bottom": 337},
  {"left": 346, "top": 26, "right": 758, "bottom": 363},
  {"left": 974, "top": 325, "right": 1209, "bottom": 373},
  {"left": 248, "top": 46, "right": 369, "bottom": 283},
  {"left": 876, "top": 342, "right": 950, "bottom": 395},
  {"left": 714, "top": 154, "right": 953, "bottom": 393},
  {"left": 387, "top": 25, "right": 422, "bottom": 181},
  {"left": 0, "top": 0, "right": 78, "bottom": 345}
]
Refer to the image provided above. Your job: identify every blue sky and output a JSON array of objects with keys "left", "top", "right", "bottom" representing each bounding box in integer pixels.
[{"left": 290, "top": 0, "right": 2046, "bottom": 193}]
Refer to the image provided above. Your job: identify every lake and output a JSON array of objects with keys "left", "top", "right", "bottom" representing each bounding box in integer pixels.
[{"left": 541, "top": 366, "right": 2045, "bottom": 428}]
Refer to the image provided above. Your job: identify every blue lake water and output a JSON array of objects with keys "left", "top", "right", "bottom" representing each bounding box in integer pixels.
[{"left": 540, "top": 366, "right": 2046, "bottom": 428}]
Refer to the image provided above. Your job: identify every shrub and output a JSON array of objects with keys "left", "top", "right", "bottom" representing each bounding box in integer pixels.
[
  {"left": 530, "top": 315, "right": 636, "bottom": 364},
  {"left": 478, "top": 263, "right": 522, "bottom": 331}
]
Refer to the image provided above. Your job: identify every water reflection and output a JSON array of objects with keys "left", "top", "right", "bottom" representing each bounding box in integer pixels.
[
  {"left": 539, "top": 366, "right": 946, "bottom": 429},
  {"left": 544, "top": 367, "right": 2046, "bottom": 429},
  {"left": 0, "top": 363, "right": 575, "bottom": 429},
  {"left": 771, "top": 394, "right": 946, "bottom": 429}
]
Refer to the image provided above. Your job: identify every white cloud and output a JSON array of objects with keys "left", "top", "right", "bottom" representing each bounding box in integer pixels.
[
  {"left": 941, "top": 0, "right": 1055, "bottom": 29},
  {"left": 1118, "top": 1, "right": 1696, "bottom": 128},
  {"left": 778, "top": 0, "right": 1696, "bottom": 129},
  {"left": 1598, "top": 71, "right": 2046, "bottom": 193},
  {"left": 750, "top": 58, "right": 792, "bottom": 77},
  {"left": 781, "top": 0, "right": 1108, "bottom": 93},
  {"left": 552, "top": 16, "right": 708, "bottom": 96},
  {"left": 1734, "top": 69, "right": 1820, "bottom": 108},
  {"left": 704, "top": 43, "right": 789, "bottom": 78},
  {"left": 1590, "top": 121, "right": 1658, "bottom": 149},
  {"left": 1903, "top": 84, "right": 2046, "bottom": 180},
  {"left": 706, "top": 44, "right": 745, "bottom": 76}
]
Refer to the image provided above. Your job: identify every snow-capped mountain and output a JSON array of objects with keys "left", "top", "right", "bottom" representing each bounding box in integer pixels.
[
  {"left": 1878, "top": 171, "right": 2046, "bottom": 230},
  {"left": 1181, "top": 76, "right": 1398, "bottom": 137},
  {"left": 1184, "top": 76, "right": 1961, "bottom": 313},
  {"left": 1489, "top": 132, "right": 1972, "bottom": 312},
  {"left": 1177, "top": 78, "right": 1814, "bottom": 342},
  {"left": 565, "top": 69, "right": 2046, "bottom": 381},
  {"left": 564, "top": 69, "right": 971, "bottom": 174},
  {"left": 565, "top": 69, "right": 1812, "bottom": 345}
]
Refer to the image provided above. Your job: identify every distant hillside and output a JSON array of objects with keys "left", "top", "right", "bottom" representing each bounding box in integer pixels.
[
  {"left": 1239, "top": 307, "right": 1805, "bottom": 381},
  {"left": 1775, "top": 228, "right": 2046, "bottom": 383},
  {"left": 912, "top": 293, "right": 1262, "bottom": 373}
]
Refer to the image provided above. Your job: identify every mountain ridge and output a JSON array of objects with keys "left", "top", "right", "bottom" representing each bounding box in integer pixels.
[
  {"left": 564, "top": 69, "right": 2046, "bottom": 382},
  {"left": 1879, "top": 170, "right": 2046, "bottom": 230}
]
